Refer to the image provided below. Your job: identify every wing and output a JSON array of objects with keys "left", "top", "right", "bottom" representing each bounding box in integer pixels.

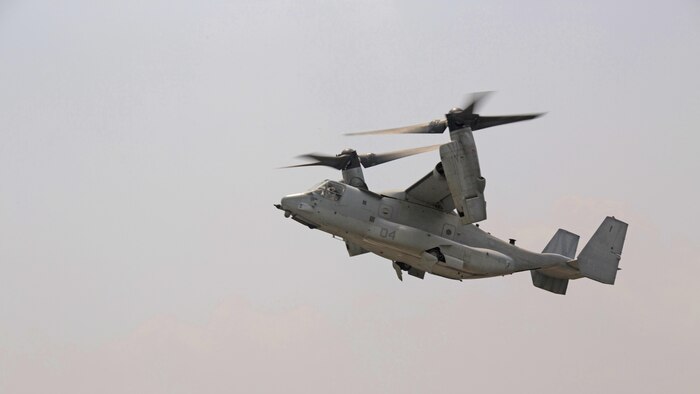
[{"left": 404, "top": 163, "right": 455, "bottom": 213}]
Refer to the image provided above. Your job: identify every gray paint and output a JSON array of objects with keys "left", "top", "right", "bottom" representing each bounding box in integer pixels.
[
  {"left": 576, "top": 217, "right": 628, "bottom": 284},
  {"left": 279, "top": 131, "right": 629, "bottom": 294}
]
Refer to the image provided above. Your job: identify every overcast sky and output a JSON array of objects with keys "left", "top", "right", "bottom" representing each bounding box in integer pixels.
[{"left": 1, "top": 1, "right": 699, "bottom": 393}]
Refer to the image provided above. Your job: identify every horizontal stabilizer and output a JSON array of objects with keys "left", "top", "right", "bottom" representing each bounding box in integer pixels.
[{"left": 577, "top": 217, "right": 628, "bottom": 284}]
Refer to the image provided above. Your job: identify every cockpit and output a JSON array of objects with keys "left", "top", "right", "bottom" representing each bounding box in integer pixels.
[{"left": 311, "top": 180, "right": 345, "bottom": 201}]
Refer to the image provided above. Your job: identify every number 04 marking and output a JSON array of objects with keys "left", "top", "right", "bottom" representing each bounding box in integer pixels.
[{"left": 379, "top": 228, "right": 396, "bottom": 240}]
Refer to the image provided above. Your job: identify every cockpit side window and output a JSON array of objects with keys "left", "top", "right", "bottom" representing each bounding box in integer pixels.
[{"left": 313, "top": 180, "right": 345, "bottom": 201}]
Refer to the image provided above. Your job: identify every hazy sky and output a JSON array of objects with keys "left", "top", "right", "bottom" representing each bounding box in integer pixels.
[{"left": 1, "top": 1, "right": 698, "bottom": 393}]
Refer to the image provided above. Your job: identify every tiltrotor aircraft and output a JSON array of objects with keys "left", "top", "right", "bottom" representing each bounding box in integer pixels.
[{"left": 276, "top": 93, "right": 627, "bottom": 295}]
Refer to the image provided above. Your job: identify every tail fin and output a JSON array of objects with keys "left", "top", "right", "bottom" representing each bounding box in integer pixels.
[
  {"left": 576, "top": 216, "right": 628, "bottom": 284},
  {"left": 531, "top": 229, "right": 580, "bottom": 295},
  {"left": 542, "top": 229, "right": 580, "bottom": 258}
]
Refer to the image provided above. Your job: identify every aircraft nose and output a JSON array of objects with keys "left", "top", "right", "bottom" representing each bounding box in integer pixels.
[
  {"left": 280, "top": 195, "right": 296, "bottom": 211},
  {"left": 280, "top": 193, "right": 313, "bottom": 215},
  {"left": 278, "top": 196, "right": 293, "bottom": 217}
]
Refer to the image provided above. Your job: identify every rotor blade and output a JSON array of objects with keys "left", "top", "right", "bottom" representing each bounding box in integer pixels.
[
  {"left": 463, "top": 91, "right": 493, "bottom": 115},
  {"left": 281, "top": 154, "right": 350, "bottom": 170},
  {"left": 345, "top": 119, "right": 446, "bottom": 136},
  {"left": 472, "top": 113, "right": 545, "bottom": 130},
  {"left": 359, "top": 144, "right": 441, "bottom": 168},
  {"left": 279, "top": 162, "right": 332, "bottom": 169}
]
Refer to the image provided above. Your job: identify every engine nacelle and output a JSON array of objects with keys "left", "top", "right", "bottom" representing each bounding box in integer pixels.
[
  {"left": 342, "top": 166, "right": 367, "bottom": 189},
  {"left": 440, "top": 129, "right": 487, "bottom": 225}
]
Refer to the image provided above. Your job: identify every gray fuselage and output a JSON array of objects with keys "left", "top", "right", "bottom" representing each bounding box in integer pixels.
[{"left": 280, "top": 180, "right": 576, "bottom": 281}]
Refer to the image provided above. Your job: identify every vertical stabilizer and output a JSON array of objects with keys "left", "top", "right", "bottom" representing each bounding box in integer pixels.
[
  {"left": 531, "top": 229, "right": 579, "bottom": 295},
  {"left": 577, "top": 217, "right": 628, "bottom": 285},
  {"left": 531, "top": 271, "right": 568, "bottom": 295},
  {"left": 542, "top": 229, "right": 580, "bottom": 258}
]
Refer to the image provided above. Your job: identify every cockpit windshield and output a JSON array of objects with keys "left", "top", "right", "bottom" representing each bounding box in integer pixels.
[{"left": 311, "top": 180, "right": 345, "bottom": 201}]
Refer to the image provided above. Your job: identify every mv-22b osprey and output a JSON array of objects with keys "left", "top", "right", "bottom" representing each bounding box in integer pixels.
[{"left": 276, "top": 93, "right": 627, "bottom": 295}]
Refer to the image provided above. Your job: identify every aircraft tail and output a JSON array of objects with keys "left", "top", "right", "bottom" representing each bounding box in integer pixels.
[
  {"left": 531, "top": 229, "right": 580, "bottom": 295},
  {"left": 575, "top": 216, "right": 628, "bottom": 284},
  {"left": 542, "top": 229, "right": 579, "bottom": 258}
]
